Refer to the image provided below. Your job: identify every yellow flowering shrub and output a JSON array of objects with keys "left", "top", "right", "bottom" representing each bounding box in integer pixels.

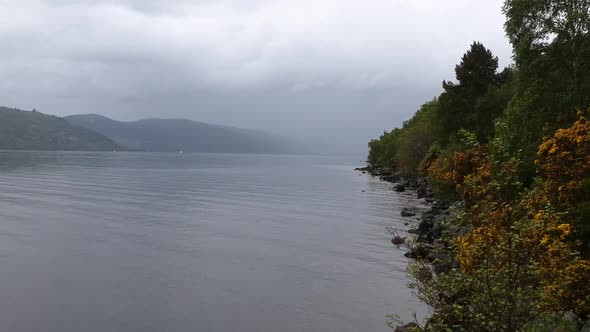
[
  {"left": 537, "top": 110, "right": 590, "bottom": 206},
  {"left": 520, "top": 193, "right": 590, "bottom": 318},
  {"left": 406, "top": 112, "right": 590, "bottom": 330},
  {"left": 424, "top": 153, "right": 458, "bottom": 203},
  {"left": 452, "top": 147, "right": 490, "bottom": 208},
  {"left": 424, "top": 113, "right": 590, "bottom": 328},
  {"left": 424, "top": 145, "right": 490, "bottom": 205}
]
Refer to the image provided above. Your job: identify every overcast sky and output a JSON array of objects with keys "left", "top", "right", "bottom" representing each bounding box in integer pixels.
[{"left": 0, "top": 0, "right": 512, "bottom": 154}]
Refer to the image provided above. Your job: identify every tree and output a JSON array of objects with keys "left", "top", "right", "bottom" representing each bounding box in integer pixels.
[
  {"left": 437, "top": 42, "right": 504, "bottom": 143},
  {"left": 366, "top": 100, "right": 440, "bottom": 174},
  {"left": 502, "top": 0, "right": 590, "bottom": 182},
  {"left": 453, "top": 42, "right": 500, "bottom": 102}
]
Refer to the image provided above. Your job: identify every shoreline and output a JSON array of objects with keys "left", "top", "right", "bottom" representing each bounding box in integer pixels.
[
  {"left": 354, "top": 164, "right": 456, "bottom": 248},
  {"left": 355, "top": 164, "right": 463, "bottom": 330}
]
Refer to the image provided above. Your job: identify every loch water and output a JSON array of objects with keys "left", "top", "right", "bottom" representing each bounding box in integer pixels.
[{"left": 0, "top": 151, "right": 425, "bottom": 332}]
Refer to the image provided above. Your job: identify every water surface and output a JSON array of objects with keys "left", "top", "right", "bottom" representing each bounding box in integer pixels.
[{"left": 0, "top": 152, "right": 424, "bottom": 331}]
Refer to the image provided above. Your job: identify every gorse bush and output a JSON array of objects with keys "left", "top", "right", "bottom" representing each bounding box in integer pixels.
[
  {"left": 536, "top": 110, "right": 590, "bottom": 256},
  {"left": 402, "top": 114, "right": 590, "bottom": 331}
]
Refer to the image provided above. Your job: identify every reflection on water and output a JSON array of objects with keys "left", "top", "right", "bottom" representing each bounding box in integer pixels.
[
  {"left": 0, "top": 151, "right": 59, "bottom": 171},
  {"left": 0, "top": 152, "right": 426, "bottom": 332}
]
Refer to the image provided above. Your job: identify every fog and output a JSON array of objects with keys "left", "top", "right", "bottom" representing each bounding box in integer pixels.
[{"left": 0, "top": 0, "right": 512, "bottom": 154}]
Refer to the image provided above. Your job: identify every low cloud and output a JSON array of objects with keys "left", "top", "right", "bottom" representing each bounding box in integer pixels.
[{"left": 0, "top": 0, "right": 512, "bottom": 153}]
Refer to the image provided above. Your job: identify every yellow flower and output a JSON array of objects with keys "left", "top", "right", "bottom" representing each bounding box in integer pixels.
[{"left": 557, "top": 224, "right": 572, "bottom": 238}]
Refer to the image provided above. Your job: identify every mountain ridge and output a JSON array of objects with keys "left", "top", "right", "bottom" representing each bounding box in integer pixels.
[
  {"left": 65, "top": 113, "right": 299, "bottom": 154},
  {"left": 0, "top": 107, "right": 124, "bottom": 151}
]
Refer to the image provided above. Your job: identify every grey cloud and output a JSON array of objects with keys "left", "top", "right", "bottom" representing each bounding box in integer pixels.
[{"left": 0, "top": 0, "right": 512, "bottom": 154}]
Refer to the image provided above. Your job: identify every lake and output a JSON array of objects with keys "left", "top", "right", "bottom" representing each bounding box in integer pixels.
[{"left": 0, "top": 151, "right": 425, "bottom": 331}]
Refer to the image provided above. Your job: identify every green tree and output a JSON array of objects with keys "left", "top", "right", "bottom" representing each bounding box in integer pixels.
[
  {"left": 437, "top": 42, "right": 505, "bottom": 143},
  {"left": 395, "top": 101, "right": 440, "bottom": 176},
  {"left": 473, "top": 77, "right": 515, "bottom": 141},
  {"left": 366, "top": 100, "right": 440, "bottom": 174},
  {"left": 502, "top": 0, "right": 590, "bottom": 181},
  {"left": 453, "top": 42, "right": 501, "bottom": 102}
]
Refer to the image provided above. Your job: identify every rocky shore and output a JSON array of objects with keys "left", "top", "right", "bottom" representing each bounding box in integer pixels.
[
  {"left": 355, "top": 164, "right": 459, "bottom": 252},
  {"left": 356, "top": 164, "right": 465, "bottom": 324}
]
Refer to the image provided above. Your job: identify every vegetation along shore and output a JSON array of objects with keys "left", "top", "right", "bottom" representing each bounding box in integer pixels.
[{"left": 362, "top": 1, "right": 590, "bottom": 331}]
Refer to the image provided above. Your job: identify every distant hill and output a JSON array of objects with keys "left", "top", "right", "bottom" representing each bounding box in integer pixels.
[
  {"left": 0, "top": 107, "right": 123, "bottom": 151},
  {"left": 65, "top": 114, "right": 299, "bottom": 154}
]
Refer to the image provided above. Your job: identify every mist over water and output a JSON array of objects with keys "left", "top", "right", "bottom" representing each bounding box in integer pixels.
[{"left": 0, "top": 151, "right": 425, "bottom": 331}]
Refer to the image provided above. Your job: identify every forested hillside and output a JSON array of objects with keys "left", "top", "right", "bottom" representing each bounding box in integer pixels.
[
  {"left": 0, "top": 107, "right": 123, "bottom": 151},
  {"left": 367, "top": 1, "right": 590, "bottom": 330},
  {"left": 66, "top": 114, "right": 299, "bottom": 154}
]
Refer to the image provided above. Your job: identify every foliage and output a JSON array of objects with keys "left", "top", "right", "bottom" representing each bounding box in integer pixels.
[
  {"left": 473, "top": 81, "right": 515, "bottom": 141},
  {"left": 367, "top": 42, "right": 511, "bottom": 177},
  {"left": 367, "top": 2, "right": 590, "bottom": 330},
  {"left": 367, "top": 100, "right": 439, "bottom": 175},
  {"left": 501, "top": 0, "right": 590, "bottom": 182},
  {"left": 423, "top": 151, "right": 457, "bottom": 204},
  {"left": 395, "top": 102, "right": 440, "bottom": 176},
  {"left": 421, "top": 130, "right": 486, "bottom": 204},
  {"left": 537, "top": 110, "right": 590, "bottom": 206},
  {"left": 437, "top": 42, "right": 509, "bottom": 144},
  {"left": 453, "top": 42, "right": 501, "bottom": 101},
  {"left": 537, "top": 110, "right": 590, "bottom": 253},
  {"left": 368, "top": 128, "right": 402, "bottom": 168},
  {"left": 402, "top": 113, "right": 590, "bottom": 331}
]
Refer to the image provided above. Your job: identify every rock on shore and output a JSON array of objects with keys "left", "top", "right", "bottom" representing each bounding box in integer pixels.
[
  {"left": 394, "top": 322, "right": 419, "bottom": 332},
  {"left": 356, "top": 164, "right": 465, "bottom": 275}
]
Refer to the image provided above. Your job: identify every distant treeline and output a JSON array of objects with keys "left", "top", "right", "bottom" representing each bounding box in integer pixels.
[
  {"left": 66, "top": 114, "right": 298, "bottom": 154},
  {"left": 368, "top": 1, "right": 590, "bottom": 331},
  {"left": 0, "top": 107, "right": 122, "bottom": 151},
  {"left": 0, "top": 108, "right": 298, "bottom": 154}
]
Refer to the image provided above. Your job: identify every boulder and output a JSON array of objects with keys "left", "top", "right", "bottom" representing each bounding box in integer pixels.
[
  {"left": 404, "top": 244, "right": 433, "bottom": 259},
  {"left": 391, "top": 236, "right": 405, "bottom": 245},
  {"left": 424, "top": 197, "right": 437, "bottom": 204},
  {"left": 417, "top": 217, "right": 434, "bottom": 234},
  {"left": 430, "top": 220, "right": 444, "bottom": 239},
  {"left": 416, "top": 185, "right": 428, "bottom": 198},
  {"left": 400, "top": 207, "right": 420, "bottom": 217},
  {"left": 416, "top": 179, "right": 434, "bottom": 199},
  {"left": 395, "top": 322, "right": 419, "bottom": 332}
]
